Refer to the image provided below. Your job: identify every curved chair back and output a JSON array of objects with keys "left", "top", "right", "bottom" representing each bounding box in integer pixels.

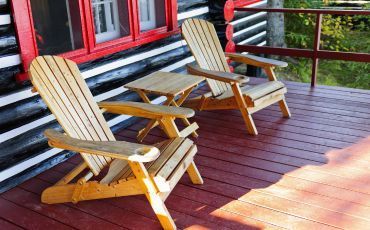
[
  {"left": 182, "top": 18, "right": 231, "bottom": 96},
  {"left": 30, "top": 56, "right": 114, "bottom": 175}
]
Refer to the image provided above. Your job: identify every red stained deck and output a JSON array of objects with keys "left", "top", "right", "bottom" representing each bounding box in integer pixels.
[{"left": 1, "top": 79, "right": 370, "bottom": 229}]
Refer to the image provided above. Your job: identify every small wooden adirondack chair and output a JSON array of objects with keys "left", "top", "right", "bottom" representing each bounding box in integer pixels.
[
  {"left": 29, "top": 56, "right": 203, "bottom": 230},
  {"left": 181, "top": 19, "right": 291, "bottom": 135}
]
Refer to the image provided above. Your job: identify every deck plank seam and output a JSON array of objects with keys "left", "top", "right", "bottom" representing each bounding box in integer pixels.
[{"left": 0, "top": 196, "right": 78, "bottom": 229}]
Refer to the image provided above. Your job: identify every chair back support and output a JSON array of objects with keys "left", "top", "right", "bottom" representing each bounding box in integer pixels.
[
  {"left": 182, "top": 18, "right": 231, "bottom": 96},
  {"left": 29, "top": 56, "right": 114, "bottom": 175}
]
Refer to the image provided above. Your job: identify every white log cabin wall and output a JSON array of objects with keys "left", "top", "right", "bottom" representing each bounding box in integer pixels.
[
  {"left": 232, "top": 0, "right": 268, "bottom": 47},
  {"left": 0, "top": 0, "right": 267, "bottom": 191}
]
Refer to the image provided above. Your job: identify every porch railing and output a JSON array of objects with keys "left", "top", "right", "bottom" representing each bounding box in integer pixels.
[{"left": 233, "top": 7, "right": 370, "bottom": 87}]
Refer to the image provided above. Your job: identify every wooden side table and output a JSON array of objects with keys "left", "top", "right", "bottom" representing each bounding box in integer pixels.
[{"left": 125, "top": 71, "right": 205, "bottom": 142}]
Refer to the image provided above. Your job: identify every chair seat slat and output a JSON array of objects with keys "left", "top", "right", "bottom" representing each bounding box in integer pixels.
[
  {"left": 107, "top": 138, "right": 193, "bottom": 183},
  {"left": 122, "top": 138, "right": 179, "bottom": 180}
]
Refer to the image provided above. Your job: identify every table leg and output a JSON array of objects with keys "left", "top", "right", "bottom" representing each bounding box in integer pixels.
[
  {"left": 136, "top": 86, "right": 198, "bottom": 141},
  {"left": 137, "top": 119, "right": 158, "bottom": 142},
  {"left": 172, "top": 87, "right": 199, "bottom": 138},
  {"left": 136, "top": 91, "right": 174, "bottom": 142},
  {"left": 136, "top": 90, "right": 157, "bottom": 142},
  {"left": 171, "top": 100, "right": 199, "bottom": 138},
  {"left": 176, "top": 87, "right": 194, "bottom": 106}
]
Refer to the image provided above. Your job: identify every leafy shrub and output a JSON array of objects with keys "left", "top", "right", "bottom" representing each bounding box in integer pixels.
[
  {"left": 277, "top": 0, "right": 370, "bottom": 89},
  {"left": 284, "top": 0, "right": 353, "bottom": 51},
  {"left": 352, "top": 4, "right": 370, "bottom": 31}
]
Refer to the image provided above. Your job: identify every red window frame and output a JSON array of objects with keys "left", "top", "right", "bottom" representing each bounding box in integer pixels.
[{"left": 11, "top": 0, "right": 179, "bottom": 81}]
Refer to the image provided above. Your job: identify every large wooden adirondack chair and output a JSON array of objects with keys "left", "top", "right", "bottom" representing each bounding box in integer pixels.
[
  {"left": 181, "top": 19, "right": 291, "bottom": 135},
  {"left": 29, "top": 56, "right": 203, "bottom": 229}
]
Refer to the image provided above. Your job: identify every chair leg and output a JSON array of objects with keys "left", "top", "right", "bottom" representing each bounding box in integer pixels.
[
  {"left": 279, "top": 98, "right": 291, "bottom": 118},
  {"left": 129, "top": 161, "right": 176, "bottom": 229},
  {"left": 187, "top": 161, "right": 203, "bottom": 184},
  {"left": 145, "top": 191, "right": 176, "bottom": 230},
  {"left": 231, "top": 83, "right": 258, "bottom": 136},
  {"left": 240, "top": 110, "right": 258, "bottom": 136},
  {"left": 159, "top": 117, "right": 181, "bottom": 138}
]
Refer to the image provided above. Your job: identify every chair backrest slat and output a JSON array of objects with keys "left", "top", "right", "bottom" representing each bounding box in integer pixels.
[
  {"left": 182, "top": 19, "right": 231, "bottom": 96},
  {"left": 30, "top": 56, "right": 114, "bottom": 175}
]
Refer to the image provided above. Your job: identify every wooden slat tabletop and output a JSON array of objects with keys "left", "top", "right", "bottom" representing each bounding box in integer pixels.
[{"left": 124, "top": 71, "right": 205, "bottom": 97}]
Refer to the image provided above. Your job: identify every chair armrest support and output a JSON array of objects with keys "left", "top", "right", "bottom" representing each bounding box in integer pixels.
[
  {"left": 98, "top": 101, "right": 194, "bottom": 119},
  {"left": 225, "top": 53, "right": 288, "bottom": 68},
  {"left": 186, "top": 64, "right": 249, "bottom": 84},
  {"left": 45, "top": 129, "right": 160, "bottom": 162}
]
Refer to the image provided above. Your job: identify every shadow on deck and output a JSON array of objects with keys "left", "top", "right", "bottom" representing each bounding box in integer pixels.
[{"left": 1, "top": 79, "right": 370, "bottom": 229}]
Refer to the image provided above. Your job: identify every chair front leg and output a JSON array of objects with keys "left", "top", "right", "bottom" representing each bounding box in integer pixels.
[
  {"left": 264, "top": 67, "right": 292, "bottom": 118},
  {"left": 129, "top": 161, "right": 176, "bottom": 230},
  {"left": 279, "top": 98, "right": 291, "bottom": 118},
  {"left": 187, "top": 161, "right": 203, "bottom": 185},
  {"left": 159, "top": 117, "right": 181, "bottom": 138},
  {"left": 264, "top": 67, "right": 278, "bottom": 81},
  {"left": 231, "top": 83, "right": 258, "bottom": 135}
]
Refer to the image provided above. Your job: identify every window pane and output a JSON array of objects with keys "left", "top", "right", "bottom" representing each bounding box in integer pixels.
[
  {"left": 139, "top": 0, "right": 166, "bottom": 32},
  {"left": 92, "top": 0, "right": 130, "bottom": 44},
  {"left": 30, "top": 0, "right": 84, "bottom": 55}
]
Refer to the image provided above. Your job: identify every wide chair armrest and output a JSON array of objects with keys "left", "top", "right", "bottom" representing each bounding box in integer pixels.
[
  {"left": 98, "top": 101, "right": 194, "bottom": 119},
  {"left": 186, "top": 64, "right": 249, "bottom": 84},
  {"left": 45, "top": 129, "right": 160, "bottom": 162},
  {"left": 225, "top": 53, "right": 288, "bottom": 68}
]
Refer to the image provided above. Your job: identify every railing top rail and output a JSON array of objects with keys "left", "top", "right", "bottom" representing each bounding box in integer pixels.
[{"left": 234, "top": 7, "right": 370, "bottom": 15}]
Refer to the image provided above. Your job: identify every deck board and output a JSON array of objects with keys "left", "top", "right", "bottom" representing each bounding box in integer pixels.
[
  {"left": 1, "top": 80, "right": 370, "bottom": 229},
  {"left": 0, "top": 217, "right": 23, "bottom": 230}
]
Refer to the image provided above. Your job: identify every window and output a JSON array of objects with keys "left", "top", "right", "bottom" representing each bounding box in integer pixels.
[
  {"left": 30, "top": 0, "right": 84, "bottom": 55},
  {"left": 138, "top": 0, "right": 166, "bottom": 32},
  {"left": 92, "top": 0, "right": 132, "bottom": 43},
  {"left": 92, "top": 0, "right": 121, "bottom": 43},
  {"left": 11, "top": 0, "right": 178, "bottom": 80},
  {"left": 139, "top": 0, "right": 156, "bottom": 31}
]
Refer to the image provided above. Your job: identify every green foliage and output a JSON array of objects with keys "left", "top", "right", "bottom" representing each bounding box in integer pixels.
[
  {"left": 321, "top": 15, "right": 353, "bottom": 51},
  {"left": 284, "top": 0, "right": 353, "bottom": 51},
  {"left": 276, "top": 54, "right": 370, "bottom": 90},
  {"left": 319, "top": 60, "right": 370, "bottom": 89},
  {"left": 284, "top": 1, "right": 315, "bottom": 49},
  {"left": 352, "top": 4, "right": 370, "bottom": 31},
  {"left": 278, "top": 0, "right": 370, "bottom": 89},
  {"left": 282, "top": 59, "right": 312, "bottom": 83}
]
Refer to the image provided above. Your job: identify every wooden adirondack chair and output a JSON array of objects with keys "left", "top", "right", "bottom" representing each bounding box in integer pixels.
[
  {"left": 29, "top": 56, "right": 203, "bottom": 230},
  {"left": 181, "top": 19, "right": 291, "bottom": 135}
]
